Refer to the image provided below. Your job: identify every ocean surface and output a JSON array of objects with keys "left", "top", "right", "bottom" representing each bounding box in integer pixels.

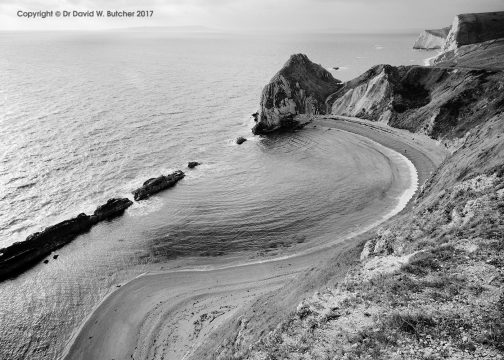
[{"left": 0, "top": 31, "right": 434, "bottom": 359}]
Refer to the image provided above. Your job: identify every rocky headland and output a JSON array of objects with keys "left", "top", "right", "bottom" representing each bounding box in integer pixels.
[
  {"left": 252, "top": 53, "right": 341, "bottom": 135},
  {"left": 210, "top": 11, "right": 504, "bottom": 359},
  {"left": 413, "top": 27, "right": 451, "bottom": 50}
]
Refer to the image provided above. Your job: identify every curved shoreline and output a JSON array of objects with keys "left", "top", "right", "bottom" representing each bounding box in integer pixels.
[{"left": 62, "top": 118, "right": 447, "bottom": 360}]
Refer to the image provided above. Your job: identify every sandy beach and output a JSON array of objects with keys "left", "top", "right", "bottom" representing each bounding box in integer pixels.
[{"left": 62, "top": 117, "right": 448, "bottom": 360}]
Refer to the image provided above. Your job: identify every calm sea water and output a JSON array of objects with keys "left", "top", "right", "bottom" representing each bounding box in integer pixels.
[{"left": 0, "top": 31, "right": 433, "bottom": 359}]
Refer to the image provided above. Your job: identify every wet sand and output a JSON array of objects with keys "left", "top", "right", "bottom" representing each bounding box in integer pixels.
[{"left": 62, "top": 116, "right": 448, "bottom": 360}]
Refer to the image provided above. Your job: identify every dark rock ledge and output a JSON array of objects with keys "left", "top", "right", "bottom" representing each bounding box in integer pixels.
[
  {"left": 0, "top": 197, "right": 132, "bottom": 281},
  {"left": 0, "top": 168, "right": 186, "bottom": 281},
  {"left": 132, "top": 170, "right": 185, "bottom": 201}
]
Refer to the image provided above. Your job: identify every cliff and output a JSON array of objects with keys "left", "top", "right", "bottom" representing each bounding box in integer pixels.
[
  {"left": 252, "top": 54, "right": 341, "bottom": 134},
  {"left": 413, "top": 27, "right": 451, "bottom": 49},
  {"left": 328, "top": 64, "right": 504, "bottom": 140},
  {"left": 443, "top": 11, "right": 504, "bottom": 51},
  {"left": 432, "top": 38, "right": 504, "bottom": 70}
]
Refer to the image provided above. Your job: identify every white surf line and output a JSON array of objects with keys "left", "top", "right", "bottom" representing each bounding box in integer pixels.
[
  {"left": 128, "top": 129, "right": 419, "bottom": 275},
  {"left": 60, "top": 128, "right": 420, "bottom": 358}
]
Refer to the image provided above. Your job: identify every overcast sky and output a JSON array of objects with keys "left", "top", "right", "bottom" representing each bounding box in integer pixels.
[{"left": 0, "top": 0, "right": 502, "bottom": 32}]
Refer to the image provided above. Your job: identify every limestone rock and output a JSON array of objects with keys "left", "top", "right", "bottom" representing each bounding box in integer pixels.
[
  {"left": 93, "top": 198, "right": 133, "bottom": 221},
  {"left": 0, "top": 213, "right": 95, "bottom": 281},
  {"left": 236, "top": 137, "right": 247, "bottom": 145},
  {"left": 327, "top": 63, "right": 504, "bottom": 140},
  {"left": 443, "top": 11, "right": 504, "bottom": 51},
  {"left": 0, "top": 196, "right": 136, "bottom": 281},
  {"left": 132, "top": 170, "right": 185, "bottom": 201},
  {"left": 253, "top": 54, "right": 341, "bottom": 134},
  {"left": 413, "top": 27, "right": 451, "bottom": 49},
  {"left": 431, "top": 38, "right": 504, "bottom": 70}
]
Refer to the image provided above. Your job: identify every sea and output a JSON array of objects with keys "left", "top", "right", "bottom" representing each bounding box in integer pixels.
[{"left": 0, "top": 30, "right": 435, "bottom": 359}]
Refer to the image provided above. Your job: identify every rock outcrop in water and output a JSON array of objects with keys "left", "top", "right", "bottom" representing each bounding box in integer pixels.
[
  {"left": 442, "top": 11, "right": 504, "bottom": 51},
  {"left": 413, "top": 27, "right": 451, "bottom": 49},
  {"left": 132, "top": 170, "right": 185, "bottom": 201},
  {"left": 0, "top": 198, "right": 132, "bottom": 281},
  {"left": 252, "top": 54, "right": 342, "bottom": 134},
  {"left": 93, "top": 198, "right": 133, "bottom": 220}
]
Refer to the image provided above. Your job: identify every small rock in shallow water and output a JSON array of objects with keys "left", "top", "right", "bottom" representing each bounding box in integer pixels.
[
  {"left": 53, "top": 254, "right": 59, "bottom": 260},
  {"left": 43, "top": 260, "right": 49, "bottom": 264},
  {"left": 236, "top": 137, "right": 247, "bottom": 145},
  {"left": 188, "top": 162, "right": 200, "bottom": 169}
]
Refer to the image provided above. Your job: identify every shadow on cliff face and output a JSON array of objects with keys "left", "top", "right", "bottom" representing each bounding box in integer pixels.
[{"left": 328, "top": 64, "right": 504, "bottom": 141}]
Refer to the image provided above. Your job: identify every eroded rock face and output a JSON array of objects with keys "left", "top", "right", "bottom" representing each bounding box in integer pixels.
[
  {"left": 327, "top": 64, "right": 504, "bottom": 140},
  {"left": 132, "top": 170, "right": 185, "bottom": 201},
  {"left": 443, "top": 11, "right": 504, "bottom": 51},
  {"left": 431, "top": 38, "right": 504, "bottom": 70},
  {"left": 328, "top": 65, "right": 398, "bottom": 122},
  {"left": 328, "top": 65, "right": 434, "bottom": 124},
  {"left": 413, "top": 27, "right": 451, "bottom": 49},
  {"left": 253, "top": 54, "right": 341, "bottom": 134}
]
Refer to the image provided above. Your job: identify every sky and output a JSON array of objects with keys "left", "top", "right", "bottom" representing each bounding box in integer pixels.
[{"left": 0, "top": 0, "right": 502, "bottom": 32}]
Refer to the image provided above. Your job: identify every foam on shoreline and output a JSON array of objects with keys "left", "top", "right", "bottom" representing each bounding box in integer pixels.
[{"left": 61, "top": 122, "right": 424, "bottom": 359}]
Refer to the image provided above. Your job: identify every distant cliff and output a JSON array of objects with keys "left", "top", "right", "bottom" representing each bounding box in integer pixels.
[
  {"left": 253, "top": 54, "right": 341, "bottom": 134},
  {"left": 413, "top": 27, "right": 451, "bottom": 49},
  {"left": 443, "top": 11, "right": 504, "bottom": 51}
]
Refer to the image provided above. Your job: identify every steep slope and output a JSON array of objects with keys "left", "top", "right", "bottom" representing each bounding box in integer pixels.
[
  {"left": 413, "top": 27, "right": 451, "bottom": 49},
  {"left": 432, "top": 38, "right": 504, "bottom": 70},
  {"left": 252, "top": 54, "right": 341, "bottom": 134},
  {"left": 328, "top": 64, "right": 504, "bottom": 141},
  {"left": 443, "top": 11, "right": 504, "bottom": 51}
]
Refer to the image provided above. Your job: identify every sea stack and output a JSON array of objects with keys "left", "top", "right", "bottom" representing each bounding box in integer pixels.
[
  {"left": 252, "top": 54, "right": 342, "bottom": 135},
  {"left": 413, "top": 27, "right": 451, "bottom": 49}
]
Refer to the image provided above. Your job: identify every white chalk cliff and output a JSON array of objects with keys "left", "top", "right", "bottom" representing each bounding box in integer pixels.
[
  {"left": 413, "top": 27, "right": 451, "bottom": 50},
  {"left": 443, "top": 11, "right": 504, "bottom": 51}
]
